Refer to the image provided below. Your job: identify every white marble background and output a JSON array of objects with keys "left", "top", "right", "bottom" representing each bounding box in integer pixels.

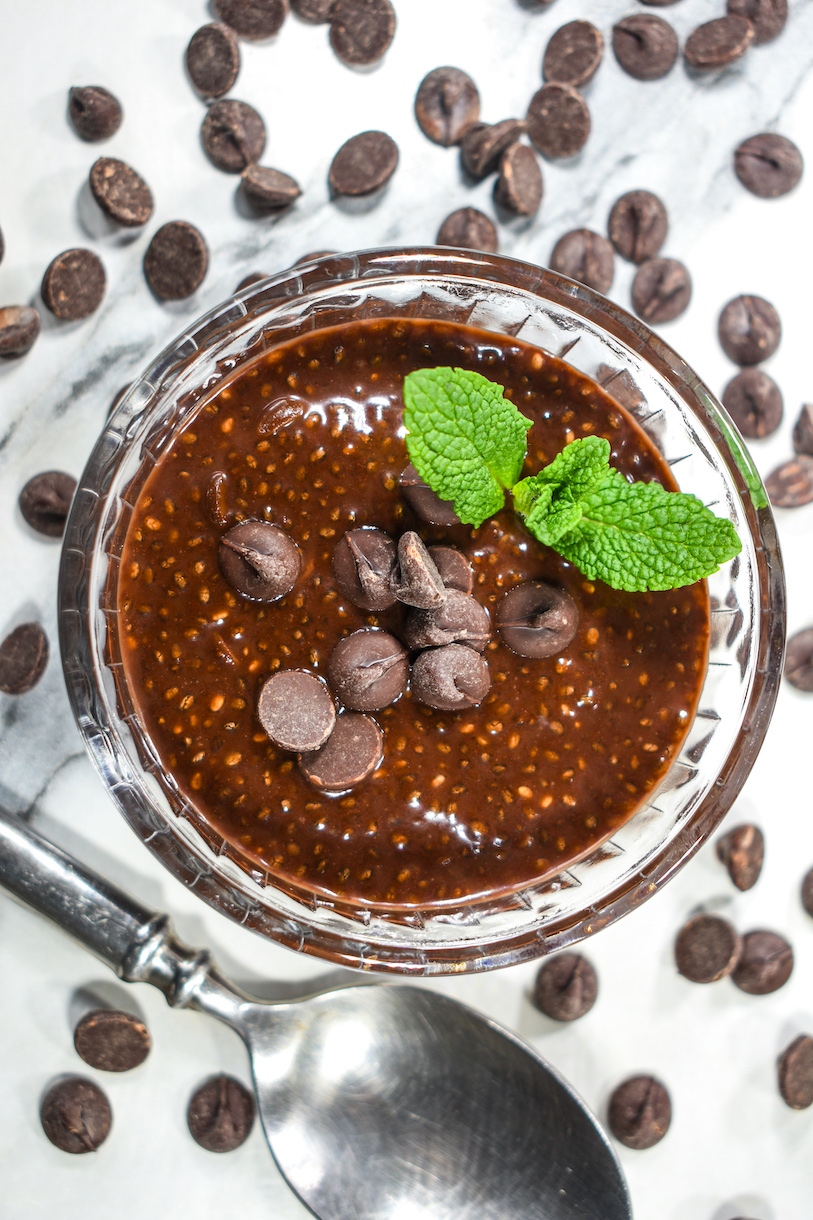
[{"left": 1, "top": 0, "right": 812, "bottom": 1216}]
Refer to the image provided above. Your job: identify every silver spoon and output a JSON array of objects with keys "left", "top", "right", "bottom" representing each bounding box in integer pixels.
[{"left": 0, "top": 805, "right": 631, "bottom": 1220}]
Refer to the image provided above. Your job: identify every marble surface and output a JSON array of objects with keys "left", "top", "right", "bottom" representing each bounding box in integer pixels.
[{"left": 1, "top": 0, "right": 813, "bottom": 1216}]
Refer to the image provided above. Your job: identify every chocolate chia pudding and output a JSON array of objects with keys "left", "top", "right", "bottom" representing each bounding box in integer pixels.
[{"left": 114, "top": 317, "right": 709, "bottom": 907}]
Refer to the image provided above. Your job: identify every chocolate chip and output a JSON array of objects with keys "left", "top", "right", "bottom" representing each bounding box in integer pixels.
[
  {"left": 716, "top": 824, "right": 765, "bottom": 891},
  {"left": 793, "top": 405, "right": 813, "bottom": 456},
  {"left": 436, "top": 207, "right": 498, "bottom": 254},
  {"left": 765, "top": 456, "right": 813, "bottom": 508},
  {"left": 734, "top": 133, "right": 803, "bottom": 199},
  {"left": 461, "top": 119, "right": 526, "bottom": 179},
  {"left": 144, "top": 221, "right": 209, "bottom": 300},
  {"left": 608, "top": 190, "right": 668, "bottom": 263},
  {"left": 497, "top": 582, "right": 579, "bottom": 658},
  {"left": 415, "top": 67, "right": 480, "bottom": 147},
  {"left": 330, "top": 0, "right": 395, "bottom": 65},
  {"left": 41, "top": 248, "right": 106, "bottom": 320},
  {"left": 74, "top": 1009, "right": 151, "bottom": 1072},
  {"left": 185, "top": 24, "right": 241, "bottom": 98},
  {"left": 495, "top": 143, "right": 543, "bottom": 217},
  {"left": 608, "top": 1076, "right": 671, "bottom": 1150},
  {"left": 685, "top": 16, "right": 754, "bottom": 70},
  {"left": 241, "top": 165, "right": 301, "bottom": 210},
  {"left": 718, "top": 295, "right": 781, "bottom": 365},
  {"left": 187, "top": 1075, "right": 255, "bottom": 1152},
  {"left": 327, "top": 629, "right": 408, "bottom": 711},
  {"left": 299, "top": 712, "right": 383, "bottom": 791},
  {"left": 400, "top": 463, "right": 460, "bottom": 525},
  {"left": 404, "top": 590, "right": 491, "bottom": 653},
  {"left": 0, "top": 305, "right": 40, "bottom": 358},
  {"left": 332, "top": 527, "right": 396, "bottom": 610},
  {"left": 68, "top": 86, "right": 122, "bottom": 141},
  {"left": 727, "top": 0, "right": 787, "bottom": 44},
  {"left": 89, "top": 157, "right": 154, "bottom": 228},
  {"left": 329, "top": 131, "right": 398, "bottom": 196},
  {"left": 292, "top": 0, "right": 335, "bottom": 20},
  {"left": 41, "top": 1078, "right": 112, "bottom": 1154},
  {"left": 533, "top": 953, "right": 598, "bottom": 1021},
  {"left": 802, "top": 866, "right": 813, "bottom": 915},
  {"left": 778, "top": 1035, "right": 813, "bottom": 1110},
  {"left": 236, "top": 272, "right": 267, "bottom": 291},
  {"left": 19, "top": 470, "right": 76, "bottom": 537},
  {"left": 411, "top": 643, "right": 491, "bottom": 712},
  {"left": 543, "top": 20, "right": 603, "bottom": 87},
  {"left": 257, "top": 670, "right": 335, "bottom": 751},
  {"left": 219, "top": 521, "right": 300, "bottom": 601},
  {"left": 201, "top": 99, "right": 266, "bottom": 172},
  {"left": 612, "top": 15, "right": 679, "bottom": 81},
  {"left": 213, "top": 0, "right": 288, "bottom": 40},
  {"left": 675, "top": 913, "right": 742, "bottom": 983},
  {"left": 550, "top": 229, "right": 614, "bottom": 294},
  {"left": 526, "top": 83, "right": 590, "bottom": 160},
  {"left": 632, "top": 257, "right": 692, "bottom": 323},
  {"left": 427, "top": 545, "right": 473, "bottom": 594},
  {"left": 722, "top": 368, "right": 783, "bottom": 438},
  {"left": 784, "top": 628, "right": 813, "bottom": 691},
  {"left": 0, "top": 623, "right": 49, "bottom": 695},
  {"left": 732, "top": 930, "right": 793, "bottom": 995},
  {"left": 391, "top": 531, "right": 446, "bottom": 609}
]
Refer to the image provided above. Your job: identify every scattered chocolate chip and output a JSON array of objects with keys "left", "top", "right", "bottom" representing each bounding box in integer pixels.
[
  {"left": 219, "top": 521, "right": 300, "bottom": 601},
  {"left": 612, "top": 14, "right": 679, "bottom": 81},
  {"left": 293, "top": 249, "right": 337, "bottom": 265},
  {"left": 187, "top": 1075, "right": 255, "bottom": 1152},
  {"left": 631, "top": 258, "right": 692, "bottom": 324},
  {"left": 299, "top": 712, "right": 383, "bottom": 790},
  {"left": 0, "top": 306, "right": 40, "bottom": 358},
  {"left": 41, "top": 248, "right": 106, "bottom": 321},
  {"left": 734, "top": 133, "right": 804, "bottom": 198},
  {"left": 74, "top": 1009, "right": 151, "bottom": 1072},
  {"left": 608, "top": 190, "right": 668, "bottom": 263},
  {"left": 327, "top": 629, "right": 408, "bottom": 711},
  {"left": 41, "top": 1078, "right": 112, "bottom": 1154},
  {"left": 328, "top": 130, "right": 398, "bottom": 196},
  {"left": 241, "top": 165, "right": 301, "bottom": 210},
  {"left": 684, "top": 16, "right": 754, "bottom": 70},
  {"left": 549, "top": 228, "right": 614, "bottom": 294},
  {"left": 802, "top": 866, "right": 813, "bottom": 914},
  {"left": 727, "top": 0, "right": 787, "bottom": 44},
  {"left": 497, "top": 582, "right": 579, "bottom": 659},
  {"left": 332, "top": 527, "right": 396, "bottom": 611},
  {"left": 722, "top": 368, "right": 783, "bottom": 438},
  {"left": 784, "top": 628, "right": 813, "bottom": 692},
  {"left": 526, "top": 83, "right": 590, "bottom": 160},
  {"left": 201, "top": 99, "right": 266, "bottom": 173},
  {"left": 185, "top": 23, "right": 241, "bottom": 98},
  {"left": 257, "top": 670, "right": 335, "bottom": 751},
  {"left": 608, "top": 1076, "right": 671, "bottom": 1150},
  {"left": 732, "top": 930, "right": 793, "bottom": 995},
  {"left": 543, "top": 20, "right": 603, "bottom": 87},
  {"left": 533, "top": 953, "right": 598, "bottom": 1021},
  {"left": 89, "top": 157, "right": 154, "bottom": 228},
  {"left": 765, "top": 456, "right": 813, "bottom": 508},
  {"left": 292, "top": 0, "right": 335, "bottom": 20},
  {"left": 778, "top": 1035, "right": 813, "bottom": 1110},
  {"left": 205, "top": 471, "right": 230, "bottom": 529},
  {"left": 411, "top": 643, "right": 491, "bottom": 712},
  {"left": 436, "top": 207, "right": 498, "bottom": 253},
  {"left": 415, "top": 67, "right": 480, "bottom": 147},
  {"left": 68, "top": 86, "right": 122, "bottom": 141},
  {"left": 329, "top": 0, "right": 395, "bottom": 65},
  {"left": 718, "top": 295, "right": 781, "bottom": 365},
  {"left": 793, "top": 405, "right": 813, "bottom": 456},
  {"left": 495, "top": 143, "right": 543, "bottom": 217},
  {"left": 716, "top": 824, "right": 765, "bottom": 891},
  {"left": 213, "top": 0, "right": 288, "bottom": 40},
  {"left": 427, "top": 545, "right": 473, "bottom": 594},
  {"left": 404, "top": 590, "right": 491, "bottom": 653},
  {"left": 461, "top": 119, "right": 526, "bottom": 179},
  {"left": 0, "top": 623, "right": 49, "bottom": 695},
  {"left": 391, "top": 531, "right": 446, "bottom": 609},
  {"left": 236, "top": 272, "right": 267, "bottom": 291},
  {"left": 19, "top": 471, "right": 76, "bottom": 537},
  {"left": 675, "top": 913, "right": 742, "bottom": 983},
  {"left": 144, "top": 221, "right": 209, "bottom": 300},
  {"left": 400, "top": 463, "right": 460, "bottom": 525}
]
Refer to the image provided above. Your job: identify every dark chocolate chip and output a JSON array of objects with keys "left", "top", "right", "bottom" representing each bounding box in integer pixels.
[
  {"left": 19, "top": 470, "right": 76, "bottom": 537},
  {"left": 391, "top": 531, "right": 446, "bottom": 609},
  {"left": 533, "top": 953, "right": 598, "bottom": 1021},
  {"left": 400, "top": 463, "right": 460, "bottom": 525},
  {"left": 675, "top": 913, "right": 742, "bottom": 983},
  {"left": 201, "top": 99, "right": 266, "bottom": 173},
  {"left": 74, "top": 1009, "right": 151, "bottom": 1072},
  {"left": 526, "top": 83, "right": 590, "bottom": 160},
  {"left": 89, "top": 157, "right": 154, "bottom": 228},
  {"left": 205, "top": 471, "right": 230, "bottom": 529},
  {"left": 543, "top": 20, "right": 603, "bottom": 87},
  {"left": 684, "top": 16, "right": 754, "bottom": 70},
  {"left": 41, "top": 248, "right": 106, "bottom": 320},
  {"left": 461, "top": 119, "right": 526, "bottom": 179},
  {"left": 631, "top": 257, "right": 691, "bottom": 324},
  {"left": 299, "top": 712, "right": 383, "bottom": 791},
  {"left": 608, "top": 190, "right": 668, "bottom": 263},
  {"left": 329, "top": 131, "right": 398, "bottom": 196},
  {"left": 0, "top": 623, "right": 49, "bottom": 695},
  {"left": 241, "top": 164, "right": 301, "bottom": 210},
  {"left": 213, "top": 0, "right": 288, "bottom": 40},
  {"left": 411, "top": 643, "right": 491, "bottom": 712},
  {"left": 765, "top": 456, "right": 813, "bottom": 508},
  {"left": 497, "top": 582, "right": 579, "bottom": 658},
  {"left": 219, "top": 521, "right": 300, "bottom": 601},
  {"left": 785, "top": 628, "right": 813, "bottom": 691},
  {"left": 436, "top": 207, "right": 498, "bottom": 253},
  {"left": 185, "top": 23, "right": 241, "bottom": 98},
  {"left": 802, "top": 866, "right": 813, "bottom": 915},
  {"left": 732, "top": 930, "right": 793, "bottom": 995},
  {"left": 778, "top": 1035, "right": 813, "bottom": 1110},
  {"left": 68, "top": 86, "right": 123, "bottom": 141},
  {"left": 727, "top": 0, "right": 787, "bottom": 44},
  {"left": 793, "top": 405, "right": 813, "bottom": 457},
  {"left": 257, "top": 670, "right": 335, "bottom": 751},
  {"left": 415, "top": 67, "right": 480, "bottom": 147},
  {"left": 41, "top": 1078, "right": 112, "bottom": 1154},
  {"left": 427, "top": 545, "right": 473, "bottom": 594},
  {"left": 495, "top": 143, "right": 543, "bottom": 217},
  {"left": 549, "top": 228, "right": 614, "bottom": 294},
  {"left": 332, "top": 527, "right": 396, "bottom": 610},
  {"left": 330, "top": 0, "right": 395, "bottom": 65},
  {"left": 722, "top": 368, "right": 783, "bottom": 438},
  {"left": 144, "top": 221, "right": 209, "bottom": 300},
  {"left": 716, "top": 824, "right": 765, "bottom": 891},
  {"left": 0, "top": 306, "right": 40, "bottom": 358},
  {"left": 327, "top": 629, "right": 408, "bottom": 711},
  {"left": 404, "top": 589, "right": 491, "bottom": 652},
  {"left": 187, "top": 1075, "right": 255, "bottom": 1152},
  {"left": 734, "top": 133, "right": 803, "bottom": 198},
  {"left": 236, "top": 271, "right": 267, "bottom": 291},
  {"left": 292, "top": 0, "right": 335, "bottom": 20},
  {"left": 608, "top": 1076, "right": 671, "bottom": 1150},
  {"left": 612, "top": 15, "right": 679, "bottom": 81},
  {"left": 718, "top": 294, "right": 781, "bottom": 366}
]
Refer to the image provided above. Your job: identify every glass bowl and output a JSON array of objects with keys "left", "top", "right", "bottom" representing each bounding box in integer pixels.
[{"left": 58, "top": 248, "right": 785, "bottom": 975}]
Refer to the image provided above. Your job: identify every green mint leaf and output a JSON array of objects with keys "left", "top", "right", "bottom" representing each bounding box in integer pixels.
[
  {"left": 513, "top": 436, "right": 611, "bottom": 545},
  {"left": 403, "top": 367, "right": 532, "bottom": 527}
]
